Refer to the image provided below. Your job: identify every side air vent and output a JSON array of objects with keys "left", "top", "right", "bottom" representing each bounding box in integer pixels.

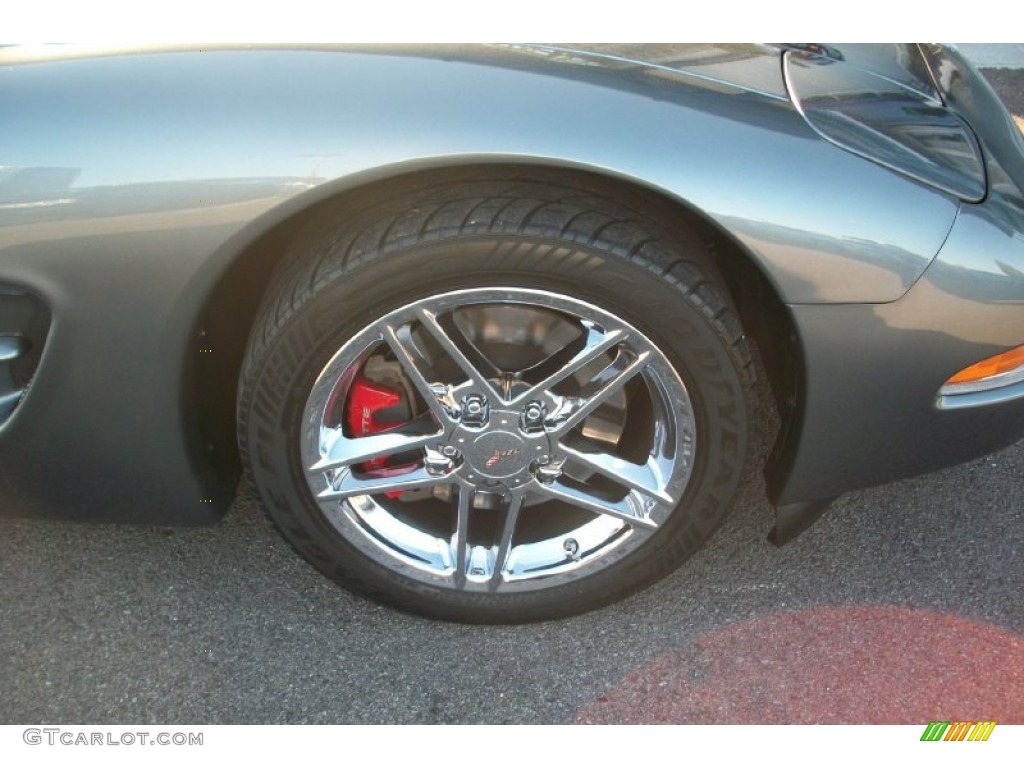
[{"left": 0, "top": 287, "right": 51, "bottom": 425}]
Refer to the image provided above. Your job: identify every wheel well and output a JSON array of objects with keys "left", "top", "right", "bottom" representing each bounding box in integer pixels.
[{"left": 190, "top": 164, "right": 801, "bottom": 495}]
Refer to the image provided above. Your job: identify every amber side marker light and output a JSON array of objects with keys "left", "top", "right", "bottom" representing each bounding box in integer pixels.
[{"left": 940, "top": 344, "right": 1024, "bottom": 400}]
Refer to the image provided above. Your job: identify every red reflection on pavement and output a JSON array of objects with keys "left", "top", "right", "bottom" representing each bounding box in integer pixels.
[{"left": 575, "top": 606, "right": 1024, "bottom": 724}]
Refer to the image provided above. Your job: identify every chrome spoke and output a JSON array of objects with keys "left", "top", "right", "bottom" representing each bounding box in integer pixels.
[
  {"left": 317, "top": 465, "right": 448, "bottom": 501},
  {"left": 509, "top": 323, "right": 626, "bottom": 406},
  {"left": 416, "top": 308, "right": 502, "bottom": 402},
  {"left": 516, "top": 325, "right": 588, "bottom": 381},
  {"left": 311, "top": 426, "right": 442, "bottom": 473},
  {"left": 383, "top": 324, "right": 458, "bottom": 428},
  {"left": 535, "top": 479, "right": 659, "bottom": 530},
  {"left": 558, "top": 441, "right": 674, "bottom": 504},
  {"left": 451, "top": 484, "right": 472, "bottom": 588},
  {"left": 490, "top": 493, "right": 524, "bottom": 588},
  {"left": 552, "top": 350, "right": 651, "bottom": 437}
]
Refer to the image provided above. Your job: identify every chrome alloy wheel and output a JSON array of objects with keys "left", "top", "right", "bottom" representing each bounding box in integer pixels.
[{"left": 301, "top": 288, "right": 697, "bottom": 593}]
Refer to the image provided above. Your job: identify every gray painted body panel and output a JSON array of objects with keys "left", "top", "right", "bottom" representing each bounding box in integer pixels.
[
  {"left": 772, "top": 193, "right": 1024, "bottom": 503},
  {"left": 0, "top": 44, "right": 1021, "bottom": 523},
  {"left": 768, "top": 45, "right": 1024, "bottom": 503},
  {"left": 0, "top": 47, "right": 958, "bottom": 305}
]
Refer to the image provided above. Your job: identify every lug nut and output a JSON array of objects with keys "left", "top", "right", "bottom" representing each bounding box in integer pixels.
[
  {"left": 521, "top": 400, "right": 546, "bottom": 431},
  {"left": 460, "top": 394, "right": 489, "bottom": 426},
  {"left": 425, "top": 459, "right": 452, "bottom": 476},
  {"left": 535, "top": 461, "right": 561, "bottom": 484},
  {"left": 440, "top": 445, "right": 459, "bottom": 457},
  {"left": 424, "top": 447, "right": 454, "bottom": 476}
]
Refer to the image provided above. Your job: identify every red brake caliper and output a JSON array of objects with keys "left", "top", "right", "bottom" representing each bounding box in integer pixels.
[{"left": 345, "top": 375, "right": 417, "bottom": 499}]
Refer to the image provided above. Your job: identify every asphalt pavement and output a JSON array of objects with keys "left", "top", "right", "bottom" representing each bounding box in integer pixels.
[{"left": 2, "top": 63, "right": 1023, "bottom": 726}]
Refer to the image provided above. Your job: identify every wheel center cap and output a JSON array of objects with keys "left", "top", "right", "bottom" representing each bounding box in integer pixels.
[{"left": 468, "top": 430, "right": 527, "bottom": 479}]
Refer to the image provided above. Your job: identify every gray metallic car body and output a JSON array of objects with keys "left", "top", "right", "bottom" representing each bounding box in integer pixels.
[{"left": 2, "top": 43, "right": 1023, "bottom": 539}]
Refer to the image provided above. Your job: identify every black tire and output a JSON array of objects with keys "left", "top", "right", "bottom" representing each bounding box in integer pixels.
[{"left": 238, "top": 176, "right": 754, "bottom": 623}]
